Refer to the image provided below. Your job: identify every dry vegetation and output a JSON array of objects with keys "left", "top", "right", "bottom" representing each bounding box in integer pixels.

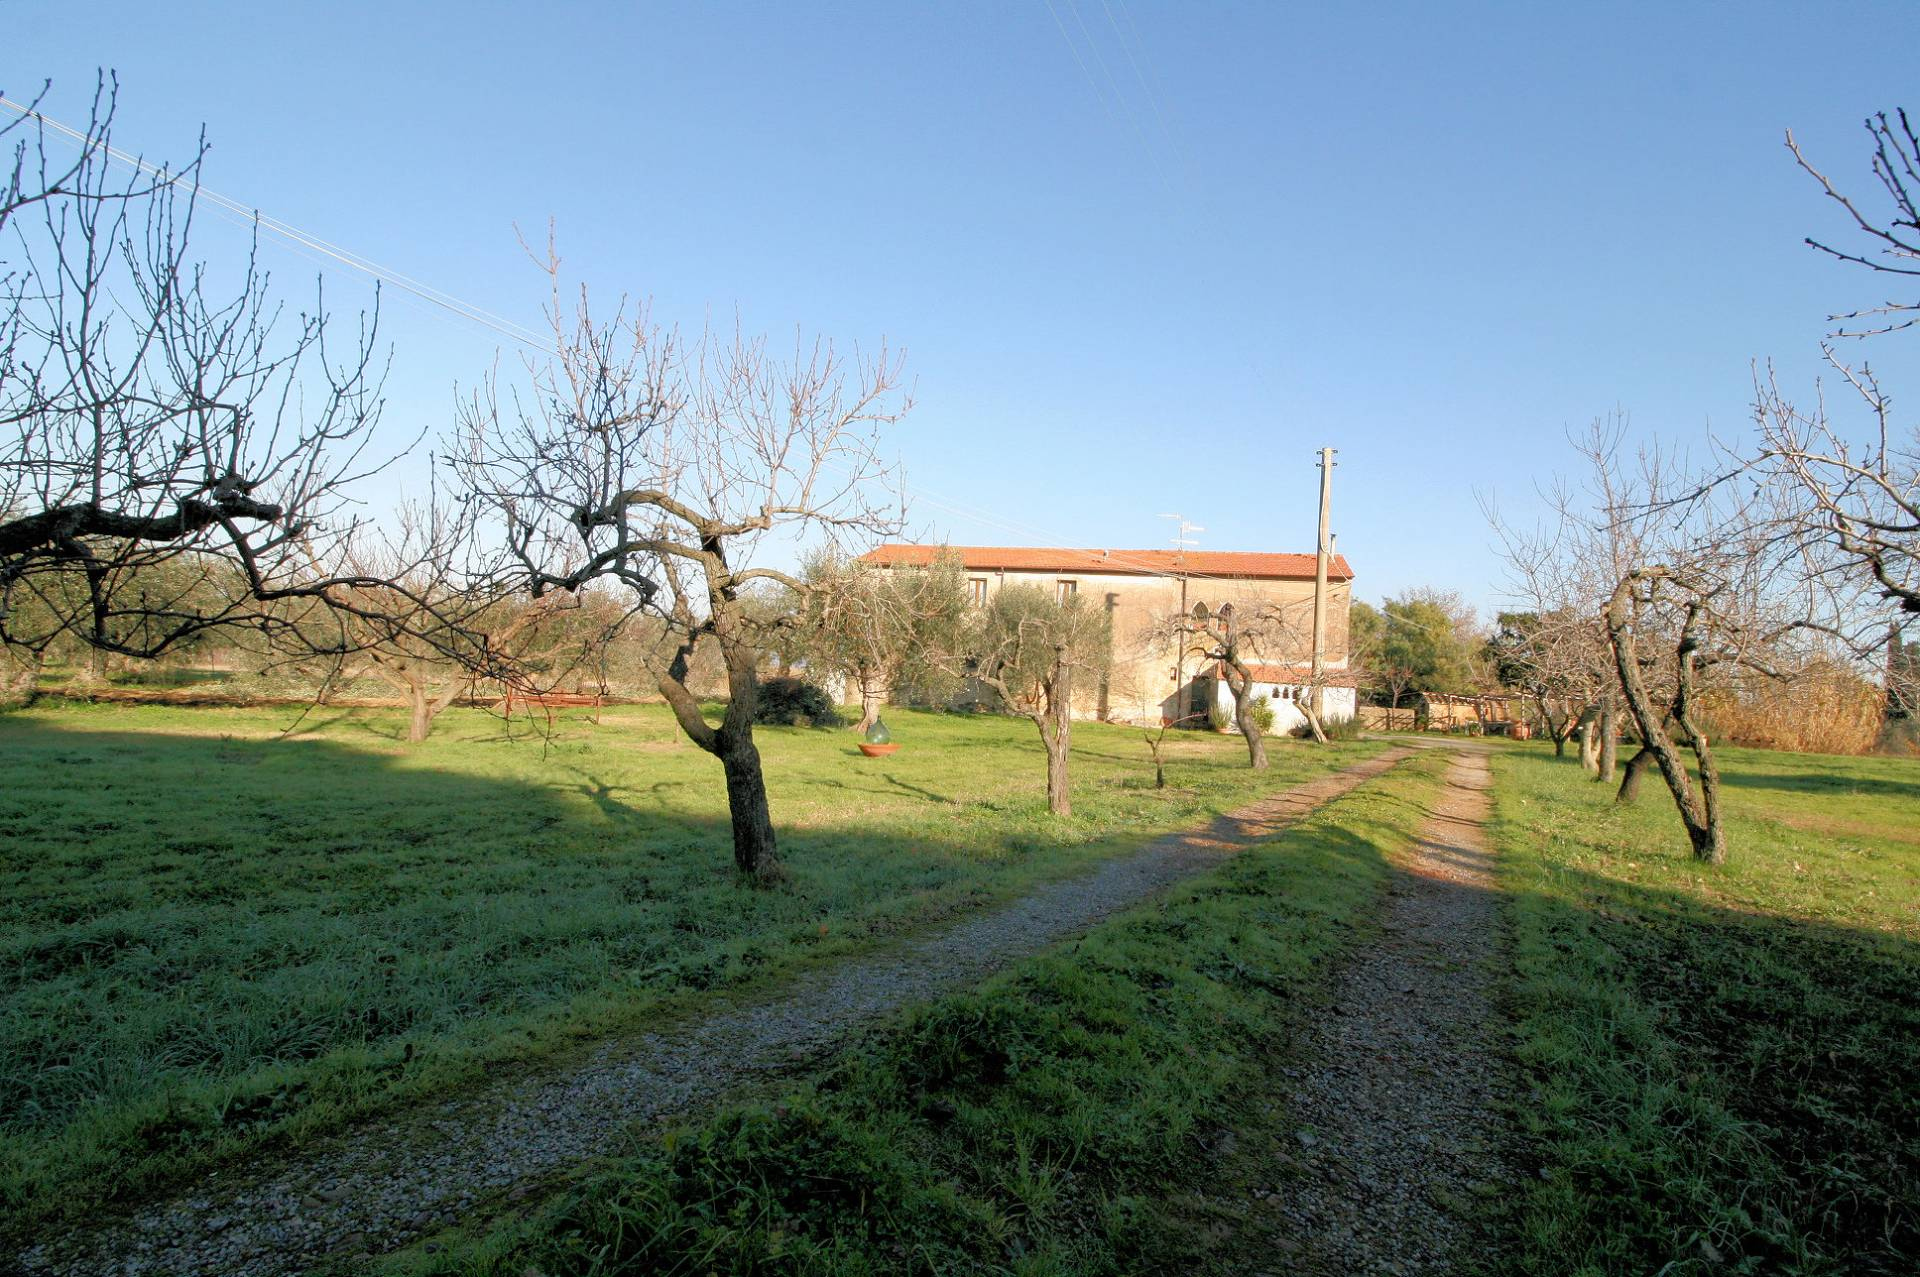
[{"left": 1698, "top": 660, "right": 1887, "bottom": 756}]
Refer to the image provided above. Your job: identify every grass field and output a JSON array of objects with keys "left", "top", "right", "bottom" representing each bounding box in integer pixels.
[
  {"left": 385, "top": 746, "right": 1459, "bottom": 1276},
  {"left": 0, "top": 699, "right": 1380, "bottom": 1232},
  {"left": 1490, "top": 743, "right": 1920, "bottom": 1276}
]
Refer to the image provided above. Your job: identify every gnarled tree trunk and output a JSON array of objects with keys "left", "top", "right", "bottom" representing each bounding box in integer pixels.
[
  {"left": 2, "top": 647, "right": 43, "bottom": 706},
  {"left": 654, "top": 634, "right": 785, "bottom": 884},
  {"left": 1220, "top": 659, "right": 1270, "bottom": 768},
  {"left": 408, "top": 684, "right": 434, "bottom": 743},
  {"left": 719, "top": 732, "right": 781, "bottom": 881},
  {"left": 1579, "top": 716, "right": 1601, "bottom": 774},
  {"left": 1604, "top": 572, "right": 1727, "bottom": 864},
  {"left": 1615, "top": 746, "right": 1654, "bottom": 803},
  {"left": 853, "top": 669, "right": 886, "bottom": 735}
]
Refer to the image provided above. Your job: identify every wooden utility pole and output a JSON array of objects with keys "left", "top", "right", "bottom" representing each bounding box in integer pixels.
[
  {"left": 1161, "top": 513, "right": 1203, "bottom": 723},
  {"left": 1310, "top": 448, "right": 1336, "bottom": 722}
]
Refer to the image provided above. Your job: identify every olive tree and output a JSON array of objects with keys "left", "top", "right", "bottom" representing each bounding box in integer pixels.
[
  {"left": 799, "top": 547, "right": 967, "bottom": 733},
  {"left": 965, "top": 585, "right": 1109, "bottom": 816}
]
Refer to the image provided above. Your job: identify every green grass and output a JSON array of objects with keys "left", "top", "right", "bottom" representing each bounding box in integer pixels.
[
  {"left": 1489, "top": 743, "right": 1920, "bottom": 1276},
  {"left": 383, "top": 748, "right": 1456, "bottom": 1277},
  {"left": 0, "top": 699, "right": 1380, "bottom": 1233}
]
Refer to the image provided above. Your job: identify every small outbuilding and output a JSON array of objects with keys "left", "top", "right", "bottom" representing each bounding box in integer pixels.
[{"left": 1201, "top": 661, "right": 1359, "bottom": 734}]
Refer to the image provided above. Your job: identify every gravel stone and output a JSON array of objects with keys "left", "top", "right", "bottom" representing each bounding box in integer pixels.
[{"left": 1265, "top": 747, "right": 1518, "bottom": 1275}]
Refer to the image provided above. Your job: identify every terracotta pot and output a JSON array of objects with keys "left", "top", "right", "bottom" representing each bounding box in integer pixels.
[{"left": 858, "top": 742, "right": 900, "bottom": 757}]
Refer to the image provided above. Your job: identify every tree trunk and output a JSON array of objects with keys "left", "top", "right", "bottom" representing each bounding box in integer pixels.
[
  {"left": 1579, "top": 717, "right": 1600, "bottom": 774},
  {"left": 1, "top": 649, "right": 41, "bottom": 706},
  {"left": 854, "top": 679, "right": 885, "bottom": 735},
  {"left": 1041, "top": 654, "right": 1073, "bottom": 816},
  {"left": 720, "top": 731, "right": 783, "bottom": 882},
  {"left": 1604, "top": 573, "right": 1726, "bottom": 865},
  {"left": 408, "top": 683, "right": 432, "bottom": 743},
  {"left": 1615, "top": 746, "right": 1654, "bottom": 803},
  {"left": 652, "top": 634, "right": 785, "bottom": 885},
  {"left": 1238, "top": 710, "right": 1269, "bottom": 767},
  {"left": 1300, "top": 698, "right": 1331, "bottom": 745},
  {"left": 70, "top": 644, "right": 107, "bottom": 690},
  {"left": 1043, "top": 721, "right": 1072, "bottom": 816},
  {"left": 1538, "top": 695, "right": 1575, "bottom": 758},
  {"left": 1596, "top": 694, "right": 1617, "bottom": 783},
  {"left": 1232, "top": 688, "right": 1269, "bottom": 768}
]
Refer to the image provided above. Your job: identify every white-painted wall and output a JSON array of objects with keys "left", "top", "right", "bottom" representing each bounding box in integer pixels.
[{"left": 1208, "top": 680, "right": 1356, "bottom": 735}]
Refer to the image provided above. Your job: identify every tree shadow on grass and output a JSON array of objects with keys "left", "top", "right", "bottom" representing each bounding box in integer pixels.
[
  {"left": 3, "top": 710, "right": 1320, "bottom": 1243},
  {"left": 1713, "top": 767, "right": 1920, "bottom": 801},
  {"left": 1498, "top": 854, "right": 1918, "bottom": 1277},
  {"left": 806, "top": 771, "right": 958, "bottom": 805}
]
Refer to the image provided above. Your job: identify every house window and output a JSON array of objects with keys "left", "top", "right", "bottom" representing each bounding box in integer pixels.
[
  {"left": 967, "top": 578, "right": 987, "bottom": 607},
  {"left": 1057, "top": 579, "right": 1078, "bottom": 602}
]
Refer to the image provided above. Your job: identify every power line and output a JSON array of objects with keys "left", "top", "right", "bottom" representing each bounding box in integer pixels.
[
  {"left": 0, "top": 97, "right": 551, "bottom": 353},
  {"left": 3, "top": 96, "right": 1322, "bottom": 594}
]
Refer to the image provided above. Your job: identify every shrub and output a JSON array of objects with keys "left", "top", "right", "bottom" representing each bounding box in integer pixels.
[
  {"left": 753, "top": 677, "right": 843, "bottom": 728},
  {"left": 1239, "top": 694, "right": 1275, "bottom": 736},
  {"left": 1206, "top": 703, "right": 1229, "bottom": 732},
  {"left": 1290, "top": 711, "right": 1365, "bottom": 741},
  {"left": 1321, "top": 713, "right": 1366, "bottom": 741}
]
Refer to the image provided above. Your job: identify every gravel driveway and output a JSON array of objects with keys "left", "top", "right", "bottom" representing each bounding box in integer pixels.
[
  {"left": 1254, "top": 746, "right": 1518, "bottom": 1275},
  {"left": 16, "top": 746, "right": 1416, "bottom": 1277}
]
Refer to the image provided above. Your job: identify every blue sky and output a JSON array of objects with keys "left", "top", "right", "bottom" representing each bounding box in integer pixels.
[{"left": 9, "top": 2, "right": 1918, "bottom": 615}]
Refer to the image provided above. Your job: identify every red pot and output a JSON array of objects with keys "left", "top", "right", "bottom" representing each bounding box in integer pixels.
[{"left": 858, "top": 742, "right": 900, "bottom": 757}]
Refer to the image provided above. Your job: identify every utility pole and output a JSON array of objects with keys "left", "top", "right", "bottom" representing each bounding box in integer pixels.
[
  {"left": 1160, "top": 513, "right": 1203, "bottom": 723},
  {"left": 1310, "top": 448, "right": 1336, "bottom": 723}
]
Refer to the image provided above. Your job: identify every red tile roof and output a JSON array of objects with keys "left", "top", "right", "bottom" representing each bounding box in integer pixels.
[
  {"left": 1216, "top": 660, "right": 1361, "bottom": 689},
  {"left": 860, "top": 544, "right": 1354, "bottom": 582}
]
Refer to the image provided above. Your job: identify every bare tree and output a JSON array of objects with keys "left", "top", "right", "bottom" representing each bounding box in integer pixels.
[
  {"left": 1488, "top": 417, "right": 1661, "bottom": 784},
  {"left": 965, "top": 585, "right": 1109, "bottom": 816},
  {"left": 1602, "top": 568, "right": 1752, "bottom": 863},
  {"left": 1, "top": 79, "right": 403, "bottom": 669},
  {"left": 451, "top": 242, "right": 910, "bottom": 882},
  {"left": 1508, "top": 417, "right": 1818, "bottom": 858},
  {"left": 1484, "top": 609, "right": 1602, "bottom": 756},
  {"left": 1787, "top": 109, "right": 1920, "bottom": 339},
  {"left": 1743, "top": 110, "right": 1920, "bottom": 631},
  {"left": 1166, "top": 595, "right": 1327, "bottom": 762},
  {"left": 1748, "top": 354, "right": 1917, "bottom": 626},
  {"left": 303, "top": 505, "right": 597, "bottom": 743}
]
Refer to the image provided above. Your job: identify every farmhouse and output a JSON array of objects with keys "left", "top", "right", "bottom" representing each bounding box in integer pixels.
[{"left": 860, "top": 544, "right": 1355, "bottom": 725}]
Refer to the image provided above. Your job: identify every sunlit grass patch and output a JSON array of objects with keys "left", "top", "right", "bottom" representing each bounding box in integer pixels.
[{"left": 0, "top": 700, "right": 1379, "bottom": 1232}]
